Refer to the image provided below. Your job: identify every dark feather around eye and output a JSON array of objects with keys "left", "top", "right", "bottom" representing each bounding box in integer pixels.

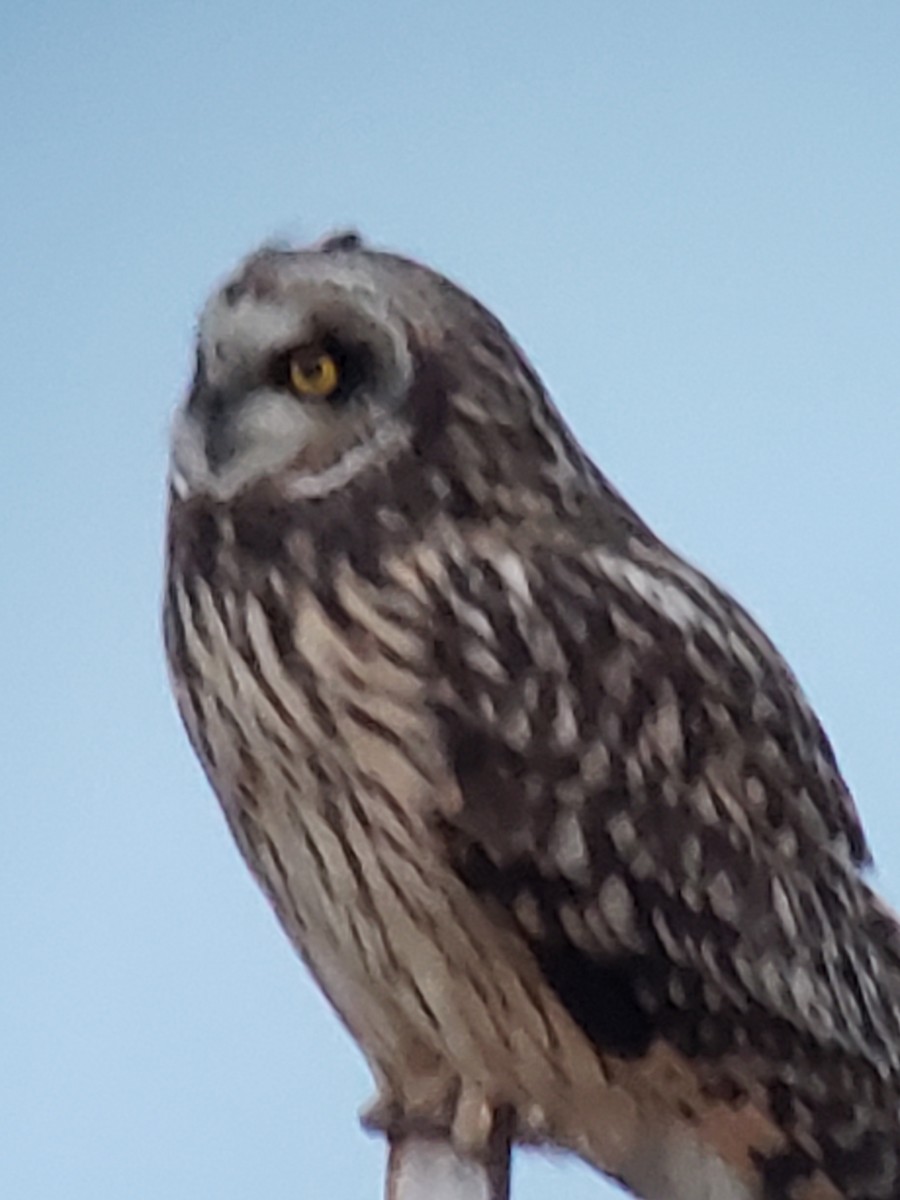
[{"left": 269, "top": 335, "right": 372, "bottom": 402}]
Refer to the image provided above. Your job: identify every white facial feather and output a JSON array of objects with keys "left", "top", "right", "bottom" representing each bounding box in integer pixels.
[
  {"left": 282, "top": 421, "right": 412, "bottom": 500},
  {"left": 170, "top": 388, "right": 320, "bottom": 502}
]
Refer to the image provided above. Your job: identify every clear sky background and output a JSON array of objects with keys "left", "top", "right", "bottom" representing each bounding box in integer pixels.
[{"left": 3, "top": 4, "right": 900, "bottom": 1199}]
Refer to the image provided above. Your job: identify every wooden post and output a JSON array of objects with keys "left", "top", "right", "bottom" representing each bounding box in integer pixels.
[{"left": 386, "top": 1120, "right": 511, "bottom": 1200}]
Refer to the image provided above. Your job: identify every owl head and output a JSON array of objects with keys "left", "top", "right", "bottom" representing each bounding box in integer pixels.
[{"left": 168, "top": 232, "right": 614, "bottom": 541}]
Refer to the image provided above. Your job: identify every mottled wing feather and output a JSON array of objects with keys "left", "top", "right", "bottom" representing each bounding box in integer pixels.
[{"left": 422, "top": 525, "right": 900, "bottom": 1190}]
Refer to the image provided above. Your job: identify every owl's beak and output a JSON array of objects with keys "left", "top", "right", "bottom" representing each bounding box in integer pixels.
[
  {"left": 169, "top": 378, "right": 238, "bottom": 500},
  {"left": 184, "top": 378, "right": 241, "bottom": 474}
]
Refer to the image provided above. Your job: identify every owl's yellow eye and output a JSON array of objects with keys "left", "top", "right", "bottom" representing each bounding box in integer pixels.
[{"left": 288, "top": 351, "right": 340, "bottom": 398}]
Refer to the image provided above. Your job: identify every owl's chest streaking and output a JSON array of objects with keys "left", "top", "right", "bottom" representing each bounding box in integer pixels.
[
  {"left": 165, "top": 528, "right": 440, "bottom": 1008},
  {"left": 165, "top": 521, "right": 554, "bottom": 1107}
]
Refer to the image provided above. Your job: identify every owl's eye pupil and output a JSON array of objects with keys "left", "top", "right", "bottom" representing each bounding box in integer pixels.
[{"left": 286, "top": 349, "right": 341, "bottom": 398}]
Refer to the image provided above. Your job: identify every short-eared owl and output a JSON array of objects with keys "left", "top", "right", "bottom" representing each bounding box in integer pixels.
[{"left": 165, "top": 232, "right": 900, "bottom": 1200}]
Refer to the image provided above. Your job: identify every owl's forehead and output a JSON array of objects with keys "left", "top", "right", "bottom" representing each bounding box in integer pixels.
[{"left": 197, "top": 247, "right": 403, "bottom": 372}]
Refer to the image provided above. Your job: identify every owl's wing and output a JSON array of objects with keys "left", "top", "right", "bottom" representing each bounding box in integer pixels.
[{"left": 425, "top": 528, "right": 900, "bottom": 1192}]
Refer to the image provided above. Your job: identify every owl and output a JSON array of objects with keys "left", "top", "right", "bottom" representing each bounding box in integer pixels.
[{"left": 164, "top": 232, "right": 900, "bottom": 1200}]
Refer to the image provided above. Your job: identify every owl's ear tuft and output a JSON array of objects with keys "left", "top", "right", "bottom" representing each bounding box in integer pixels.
[{"left": 317, "top": 229, "right": 365, "bottom": 254}]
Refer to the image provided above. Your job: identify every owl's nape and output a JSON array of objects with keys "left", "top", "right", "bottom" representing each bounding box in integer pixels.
[{"left": 165, "top": 233, "right": 900, "bottom": 1200}]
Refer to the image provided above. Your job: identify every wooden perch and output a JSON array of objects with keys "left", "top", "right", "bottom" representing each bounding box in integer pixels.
[{"left": 386, "top": 1123, "right": 511, "bottom": 1200}]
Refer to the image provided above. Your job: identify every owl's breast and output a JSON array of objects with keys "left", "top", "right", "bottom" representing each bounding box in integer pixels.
[{"left": 167, "top": 562, "right": 470, "bottom": 1058}]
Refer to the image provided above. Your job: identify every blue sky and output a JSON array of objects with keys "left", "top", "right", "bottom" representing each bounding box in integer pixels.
[{"left": 3, "top": 4, "right": 900, "bottom": 1198}]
